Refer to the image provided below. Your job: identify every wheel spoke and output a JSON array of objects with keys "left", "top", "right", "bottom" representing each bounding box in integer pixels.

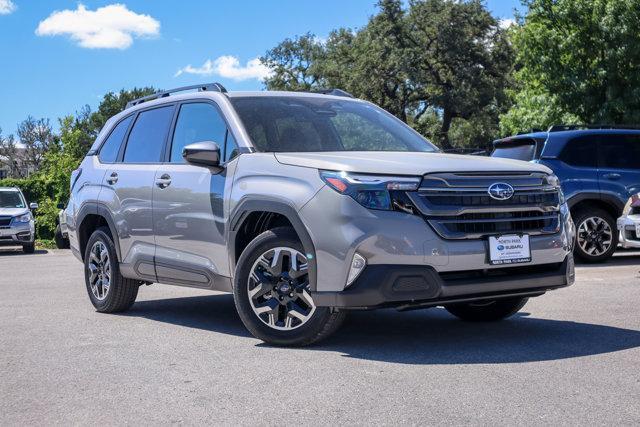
[{"left": 269, "top": 249, "right": 286, "bottom": 275}]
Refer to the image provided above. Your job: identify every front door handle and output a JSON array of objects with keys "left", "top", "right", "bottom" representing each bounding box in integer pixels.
[
  {"left": 603, "top": 173, "right": 621, "bottom": 181},
  {"left": 155, "top": 173, "right": 172, "bottom": 189},
  {"left": 106, "top": 172, "right": 118, "bottom": 185}
]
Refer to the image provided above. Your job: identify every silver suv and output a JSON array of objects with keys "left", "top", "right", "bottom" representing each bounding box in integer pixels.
[
  {"left": 65, "top": 83, "right": 575, "bottom": 346},
  {"left": 0, "top": 187, "right": 37, "bottom": 253}
]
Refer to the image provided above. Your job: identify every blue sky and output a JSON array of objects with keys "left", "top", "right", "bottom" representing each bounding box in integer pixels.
[{"left": 0, "top": 0, "right": 523, "bottom": 137}]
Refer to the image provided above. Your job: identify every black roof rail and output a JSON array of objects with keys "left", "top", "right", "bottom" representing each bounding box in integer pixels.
[
  {"left": 125, "top": 82, "right": 228, "bottom": 109},
  {"left": 310, "top": 88, "right": 354, "bottom": 98},
  {"left": 548, "top": 124, "right": 640, "bottom": 132}
]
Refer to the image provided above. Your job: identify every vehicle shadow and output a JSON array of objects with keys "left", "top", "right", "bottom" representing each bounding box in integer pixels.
[
  {"left": 0, "top": 247, "right": 48, "bottom": 256},
  {"left": 577, "top": 252, "right": 640, "bottom": 268},
  {"left": 126, "top": 294, "right": 640, "bottom": 365}
]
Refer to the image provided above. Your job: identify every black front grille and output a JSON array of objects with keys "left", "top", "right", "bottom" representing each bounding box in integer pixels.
[
  {"left": 409, "top": 172, "right": 561, "bottom": 239},
  {"left": 432, "top": 211, "right": 559, "bottom": 237},
  {"left": 421, "top": 191, "right": 559, "bottom": 208},
  {"left": 0, "top": 217, "right": 12, "bottom": 227}
]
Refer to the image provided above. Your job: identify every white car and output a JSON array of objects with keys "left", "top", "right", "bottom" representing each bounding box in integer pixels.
[{"left": 617, "top": 195, "right": 640, "bottom": 249}]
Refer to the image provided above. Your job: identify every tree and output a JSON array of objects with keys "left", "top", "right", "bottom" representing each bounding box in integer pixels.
[
  {"left": 262, "top": 34, "right": 327, "bottom": 91},
  {"left": 406, "top": 0, "right": 514, "bottom": 149},
  {"left": 502, "top": 0, "right": 640, "bottom": 133},
  {"left": 16, "top": 117, "right": 58, "bottom": 174},
  {"left": 0, "top": 130, "right": 23, "bottom": 178},
  {"left": 261, "top": 0, "right": 514, "bottom": 150}
]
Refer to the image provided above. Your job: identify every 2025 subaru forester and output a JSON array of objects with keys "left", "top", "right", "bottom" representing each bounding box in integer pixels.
[{"left": 64, "top": 83, "right": 575, "bottom": 346}]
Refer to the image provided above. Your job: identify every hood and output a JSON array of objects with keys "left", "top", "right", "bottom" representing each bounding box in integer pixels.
[
  {"left": 0, "top": 208, "right": 29, "bottom": 217},
  {"left": 274, "top": 152, "right": 552, "bottom": 176}
]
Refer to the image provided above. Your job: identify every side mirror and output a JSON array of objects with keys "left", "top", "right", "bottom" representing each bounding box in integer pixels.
[
  {"left": 29, "top": 202, "right": 39, "bottom": 210},
  {"left": 57, "top": 202, "right": 65, "bottom": 210},
  {"left": 182, "top": 141, "right": 221, "bottom": 167}
]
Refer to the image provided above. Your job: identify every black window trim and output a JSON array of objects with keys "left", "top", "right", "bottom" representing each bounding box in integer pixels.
[
  {"left": 117, "top": 103, "right": 178, "bottom": 165},
  {"left": 96, "top": 114, "right": 135, "bottom": 164},
  {"left": 163, "top": 98, "right": 241, "bottom": 166}
]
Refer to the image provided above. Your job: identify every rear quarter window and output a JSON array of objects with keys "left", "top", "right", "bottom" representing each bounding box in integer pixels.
[{"left": 558, "top": 136, "right": 598, "bottom": 168}]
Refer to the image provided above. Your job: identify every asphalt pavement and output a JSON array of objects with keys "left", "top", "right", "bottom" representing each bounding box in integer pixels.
[{"left": 1, "top": 247, "right": 639, "bottom": 425}]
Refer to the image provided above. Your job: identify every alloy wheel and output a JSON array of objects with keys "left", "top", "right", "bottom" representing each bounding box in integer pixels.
[
  {"left": 88, "top": 241, "right": 111, "bottom": 301},
  {"left": 247, "top": 247, "right": 316, "bottom": 331},
  {"left": 576, "top": 216, "right": 613, "bottom": 256}
]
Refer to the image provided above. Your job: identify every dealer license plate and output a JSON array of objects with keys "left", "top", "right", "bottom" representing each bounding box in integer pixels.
[{"left": 488, "top": 234, "right": 531, "bottom": 265}]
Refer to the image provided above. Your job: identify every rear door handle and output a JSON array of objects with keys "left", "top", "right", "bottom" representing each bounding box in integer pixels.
[
  {"left": 603, "top": 173, "right": 621, "bottom": 180},
  {"left": 155, "top": 173, "right": 172, "bottom": 189},
  {"left": 106, "top": 172, "right": 118, "bottom": 185}
]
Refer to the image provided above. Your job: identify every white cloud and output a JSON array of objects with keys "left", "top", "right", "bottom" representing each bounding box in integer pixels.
[
  {"left": 0, "top": 0, "right": 16, "bottom": 15},
  {"left": 175, "top": 56, "right": 272, "bottom": 81},
  {"left": 499, "top": 18, "right": 516, "bottom": 29},
  {"left": 35, "top": 3, "right": 160, "bottom": 49}
]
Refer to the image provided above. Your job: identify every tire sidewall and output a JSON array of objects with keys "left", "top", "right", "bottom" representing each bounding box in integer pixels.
[
  {"left": 233, "top": 228, "right": 333, "bottom": 346},
  {"left": 84, "top": 228, "right": 119, "bottom": 311}
]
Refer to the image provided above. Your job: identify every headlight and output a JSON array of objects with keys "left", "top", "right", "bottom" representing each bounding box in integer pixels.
[
  {"left": 544, "top": 173, "right": 565, "bottom": 204},
  {"left": 13, "top": 212, "right": 32, "bottom": 223},
  {"left": 544, "top": 173, "right": 561, "bottom": 188},
  {"left": 320, "top": 170, "right": 420, "bottom": 211}
]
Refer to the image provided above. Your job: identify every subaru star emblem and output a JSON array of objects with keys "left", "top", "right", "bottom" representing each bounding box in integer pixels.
[{"left": 488, "top": 182, "right": 514, "bottom": 201}]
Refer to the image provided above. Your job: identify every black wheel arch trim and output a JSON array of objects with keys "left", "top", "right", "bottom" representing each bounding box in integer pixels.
[
  {"left": 229, "top": 197, "right": 318, "bottom": 291},
  {"left": 76, "top": 202, "right": 122, "bottom": 262},
  {"left": 567, "top": 192, "right": 624, "bottom": 217}
]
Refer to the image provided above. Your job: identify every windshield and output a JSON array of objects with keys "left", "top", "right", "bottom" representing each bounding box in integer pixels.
[
  {"left": 229, "top": 96, "right": 438, "bottom": 153},
  {"left": 492, "top": 143, "right": 536, "bottom": 161},
  {"left": 0, "top": 191, "right": 26, "bottom": 209}
]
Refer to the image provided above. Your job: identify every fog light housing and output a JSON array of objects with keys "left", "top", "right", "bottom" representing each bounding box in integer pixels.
[{"left": 346, "top": 253, "right": 366, "bottom": 287}]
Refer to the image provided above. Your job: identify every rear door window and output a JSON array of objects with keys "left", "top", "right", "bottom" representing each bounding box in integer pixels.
[
  {"left": 123, "top": 106, "right": 175, "bottom": 163},
  {"left": 558, "top": 136, "right": 598, "bottom": 168},
  {"left": 598, "top": 134, "right": 640, "bottom": 169}
]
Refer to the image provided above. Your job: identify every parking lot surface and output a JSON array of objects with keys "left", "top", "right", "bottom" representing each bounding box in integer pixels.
[{"left": 1, "top": 248, "right": 639, "bottom": 425}]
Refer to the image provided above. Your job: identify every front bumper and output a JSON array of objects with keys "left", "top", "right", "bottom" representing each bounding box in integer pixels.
[
  {"left": 312, "top": 255, "right": 574, "bottom": 308},
  {"left": 617, "top": 214, "right": 640, "bottom": 249},
  {"left": 300, "top": 186, "right": 574, "bottom": 294},
  {"left": 0, "top": 221, "right": 35, "bottom": 246}
]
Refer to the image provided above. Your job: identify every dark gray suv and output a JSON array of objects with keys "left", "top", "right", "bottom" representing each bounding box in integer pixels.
[{"left": 65, "top": 84, "right": 575, "bottom": 346}]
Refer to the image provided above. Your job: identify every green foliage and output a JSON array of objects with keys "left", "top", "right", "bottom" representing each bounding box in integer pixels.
[
  {"left": 0, "top": 88, "right": 156, "bottom": 240},
  {"left": 503, "top": 0, "right": 640, "bottom": 133},
  {"left": 262, "top": 0, "right": 515, "bottom": 149}
]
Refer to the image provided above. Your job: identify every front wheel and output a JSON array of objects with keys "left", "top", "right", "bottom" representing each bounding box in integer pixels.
[
  {"left": 22, "top": 243, "right": 35, "bottom": 254},
  {"left": 573, "top": 208, "right": 617, "bottom": 263},
  {"left": 233, "top": 227, "right": 345, "bottom": 346},
  {"left": 445, "top": 297, "right": 528, "bottom": 322}
]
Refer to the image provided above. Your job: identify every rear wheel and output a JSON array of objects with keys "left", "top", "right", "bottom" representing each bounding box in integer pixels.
[
  {"left": 445, "top": 297, "right": 528, "bottom": 322},
  {"left": 573, "top": 208, "right": 617, "bottom": 263},
  {"left": 54, "top": 224, "right": 70, "bottom": 249},
  {"left": 233, "top": 227, "right": 345, "bottom": 346},
  {"left": 84, "top": 227, "right": 139, "bottom": 313}
]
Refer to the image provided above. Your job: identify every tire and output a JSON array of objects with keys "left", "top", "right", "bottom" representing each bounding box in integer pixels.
[
  {"left": 22, "top": 243, "right": 35, "bottom": 254},
  {"left": 445, "top": 297, "right": 528, "bottom": 322},
  {"left": 54, "top": 224, "right": 70, "bottom": 249},
  {"left": 84, "top": 226, "right": 139, "bottom": 313},
  {"left": 233, "top": 227, "right": 346, "bottom": 347},
  {"left": 573, "top": 207, "right": 618, "bottom": 263}
]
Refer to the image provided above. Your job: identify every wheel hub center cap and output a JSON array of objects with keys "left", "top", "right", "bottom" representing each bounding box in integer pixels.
[{"left": 278, "top": 283, "right": 292, "bottom": 294}]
